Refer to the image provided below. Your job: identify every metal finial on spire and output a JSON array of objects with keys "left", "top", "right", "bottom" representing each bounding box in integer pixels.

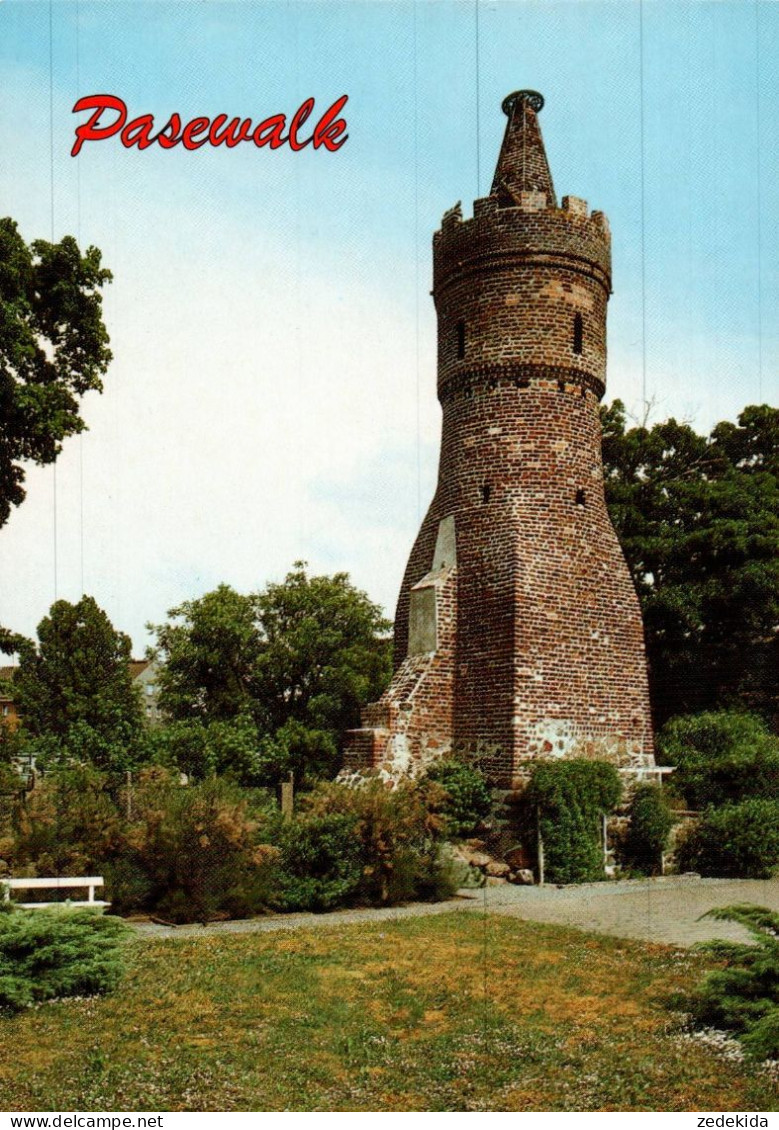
[{"left": 501, "top": 90, "right": 544, "bottom": 116}]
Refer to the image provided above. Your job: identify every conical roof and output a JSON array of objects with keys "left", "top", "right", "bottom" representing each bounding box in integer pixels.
[{"left": 490, "top": 90, "right": 557, "bottom": 207}]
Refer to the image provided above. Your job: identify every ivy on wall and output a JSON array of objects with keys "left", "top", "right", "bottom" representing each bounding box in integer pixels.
[{"left": 523, "top": 760, "right": 622, "bottom": 884}]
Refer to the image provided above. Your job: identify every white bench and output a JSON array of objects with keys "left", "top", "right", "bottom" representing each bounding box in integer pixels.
[{"left": 1, "top": 876, "right": 109, "bottom": 909}]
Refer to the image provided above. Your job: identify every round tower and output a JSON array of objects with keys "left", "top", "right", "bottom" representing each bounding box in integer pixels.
[{"left": 346, "top": 91, "right": 655, "bottom": 788}]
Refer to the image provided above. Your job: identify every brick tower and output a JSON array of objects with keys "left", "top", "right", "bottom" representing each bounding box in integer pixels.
[{"left": 345, "top": 91, "right": 655, "bottom": 788}]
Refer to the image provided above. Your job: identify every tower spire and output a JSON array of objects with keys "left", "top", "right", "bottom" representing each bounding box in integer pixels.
[{"left": 490, "top": 90, "right": 557, "bottom": 208}]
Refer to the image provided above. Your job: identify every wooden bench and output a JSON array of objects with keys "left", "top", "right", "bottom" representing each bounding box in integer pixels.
[{"left": 1, "top": 876, "right": 109, "bottom": 909}]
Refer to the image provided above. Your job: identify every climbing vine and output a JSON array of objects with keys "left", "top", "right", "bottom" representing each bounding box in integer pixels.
[{"left": 524, "top": 759, "right": 622, "bottom": 884}]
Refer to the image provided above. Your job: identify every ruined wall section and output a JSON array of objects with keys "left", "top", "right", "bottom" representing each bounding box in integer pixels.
[{"left": 342, "top": 563, "right": 457, "bottom": 783}]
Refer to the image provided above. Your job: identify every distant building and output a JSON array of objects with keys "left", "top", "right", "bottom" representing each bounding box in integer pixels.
[{"left": 130, "top": 659, "right": 163, "bottom": 726}]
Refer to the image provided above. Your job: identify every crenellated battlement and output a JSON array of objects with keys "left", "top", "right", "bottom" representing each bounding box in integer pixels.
[
  {"left": 433, "top": 178, "right": 612, "bottom": 403},
  {"left": 434, "top": 194, "right": 611, "bottom": 298}
]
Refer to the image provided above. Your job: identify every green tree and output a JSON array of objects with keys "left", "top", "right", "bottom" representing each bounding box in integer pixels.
[
  {"left": 142, "top": 713, "right": 264, "bottom": 786},
  {"left": 253, "top": 562, "right": 391, "bottom": 741},
  {"left": 150, "top": 585, "right": 260, "bottom": 723},
  {"left": 602, "top": 401, "right": 779, "bottom": 725},
  {"left": 14, "top": 596, "right": 142, "bottom": 772},
  {"left": 0, "top": 218, "right": 112, "bottom": 528},
  {"left": 255, "top": 719, "right": 339, "bottom": 788},
  {"left": 150, "top": 564, "right": 392, "bottom": 785}
]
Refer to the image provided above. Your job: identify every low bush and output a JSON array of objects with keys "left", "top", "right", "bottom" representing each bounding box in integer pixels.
[
  {"left": 8, "top": 765, "right": 122, "bottom": 878},
  {"left": 0, "top": 907, "right": 128, "bottom": 1013},
  {"left": 675, "top": 798, "right": 779, "bottom": 879},
  {"left": 274, "top": 812, "right": 363, "bottom": 912},
  {"left": 288, "top": 778, "right": 455, "bottom": 907},
  {"left": 523, "top": 760, "right": 622, "bottom": 885},
  {"left": 122, "top": 768, "right": 280, "bottom": 922},
  {"left": 424, "top": 758, "right": 493, "bottom": 837},
  {"left": 658, "top": 711, "right": 779, "bottom": 810},
  {"left": 2, "top": 764, "right": 459, "bottom": 922},
  {"left": 678, "top": 904, "right": 779, "bottom": 1061},
  {"left": 619, "top": 784, "right": 674, "bottom": 875}
]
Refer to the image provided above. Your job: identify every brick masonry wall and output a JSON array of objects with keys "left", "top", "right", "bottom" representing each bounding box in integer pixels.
[{"left": 346, "top": 102, "right": 655, "bottom": 789}]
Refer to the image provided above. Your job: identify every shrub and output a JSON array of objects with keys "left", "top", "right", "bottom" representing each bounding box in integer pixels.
[
  {"left": 8, "top": 765, "right": 122, "bottom": 878},
  {"left": 658, "top": 711, "right": 779, "bottom": 809},
  {"left": 291, "top": 778, "right": 453, "bottom": 907},
  {"left": 123, "top": 769, "right": 280, "bottom": 922},
  {"left": 679, "top": 904, "right": 779, "bottom": 1061},
  {"left": 523, "top": 760, "right": 622, "bottom": 885},
  {"left": 620, "top": 784, "right": 674, "bottom": 875},
  {"left": 675, "top": 799, "right": 779, "bottom": 879},
  {"left": 274, "top": 812, "right": 364, "bottom": 912},
  {"left": 0, "top": 907, "right": 128, "bottom": 1013},
  {"left": 424, "top": 759, "right": 493, "bottom": 837}
]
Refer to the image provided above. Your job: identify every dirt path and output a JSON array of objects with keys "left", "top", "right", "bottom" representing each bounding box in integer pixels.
[{"left": 130, "top": 875, "right": 779, "bottom": 948}]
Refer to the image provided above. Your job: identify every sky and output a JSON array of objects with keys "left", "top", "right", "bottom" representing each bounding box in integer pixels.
[{"left": 0, "top": 0, "right": 777, "bottom": 654}]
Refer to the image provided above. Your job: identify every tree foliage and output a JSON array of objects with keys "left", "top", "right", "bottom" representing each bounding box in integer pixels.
[
  {"left": 602, "top": 401, "right": 779, "bottom": 725},
  {"left": 253, "top": 563, "right": 391, "bottom": 738},
  {"left": 13, "top": 596, "right": 143, "bottom": 773},
  {"left": 657, "top": 711, "right": 779, "bottom": 809},
  {"left": 150, "top": 564, "right": 391, "bottom": 784},
  {"left": 151, "top": 585, "right": 259, "bottom": 724},
  {"left": 0, "top": 218, "right": 112, "bottom": 528},
  {"left": 142, "top": 713, "right": 264, "bottom": 786}
]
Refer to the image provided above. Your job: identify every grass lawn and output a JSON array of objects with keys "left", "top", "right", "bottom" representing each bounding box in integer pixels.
[{"left": 0, "top": 912, "right": 776, "bottom": 1112}]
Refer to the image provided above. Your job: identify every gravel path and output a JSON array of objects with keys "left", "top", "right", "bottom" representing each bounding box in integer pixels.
[
  {"left": 474, "top": 874, "right": 779, "bottom": 947},
  {"left": 130, "top": 875, "right": 779, "bottom": 948}
]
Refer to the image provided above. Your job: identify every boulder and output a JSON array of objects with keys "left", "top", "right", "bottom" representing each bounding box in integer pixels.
[{"left": 485, "top": 860, "right": 511, "bottom": 877}]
